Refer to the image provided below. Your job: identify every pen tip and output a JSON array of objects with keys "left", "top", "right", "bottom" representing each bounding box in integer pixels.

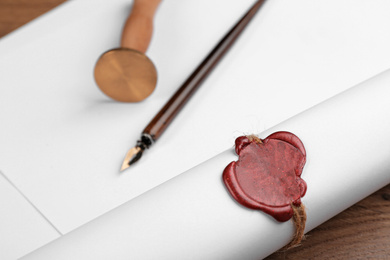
[
  {"left": 120, "top": 162, "right": 130, "bottom": 172},
  {"left": 120, "top": 146, "right": 143, "bottom": 172}
]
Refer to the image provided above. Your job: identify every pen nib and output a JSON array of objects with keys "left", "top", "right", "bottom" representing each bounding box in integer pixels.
[{"left": 120, "top": 146, "right": 143, "bottom": 172}]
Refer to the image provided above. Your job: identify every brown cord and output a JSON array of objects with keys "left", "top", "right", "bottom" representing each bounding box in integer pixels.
[
  {"left": 247, "top": 135, "right": 263, "bottom": 144},
  {"left": 282, "top": 203, "right": 307, "bottom": 250}
]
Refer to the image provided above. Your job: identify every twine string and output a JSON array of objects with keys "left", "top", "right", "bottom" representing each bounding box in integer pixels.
[{"left": 283, "top": 203, "right": 307, "bottom": 250}]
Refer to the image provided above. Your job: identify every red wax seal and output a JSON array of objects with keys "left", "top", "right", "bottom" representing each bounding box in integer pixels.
[{"left": 223, "top": 131, "right": 307, "bottom": 222}]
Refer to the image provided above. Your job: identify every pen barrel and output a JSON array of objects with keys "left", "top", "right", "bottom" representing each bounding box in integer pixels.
[
  {"left": 121, "top": 0, "right": 162, "bottom": 53},
  {"left": 143, "top": 0, "right": 266, "bottom": 141}
]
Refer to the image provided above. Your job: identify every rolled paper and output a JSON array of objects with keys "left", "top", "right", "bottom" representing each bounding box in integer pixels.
[{"left": 22, "top": 70, "right": 390, "bottom": 259}]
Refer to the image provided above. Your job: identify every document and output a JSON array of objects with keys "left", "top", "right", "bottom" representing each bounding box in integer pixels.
[
  {"left": 22, "top": 69, "right": 390, "bottom": 259},
  {"left": 1, "top": 0, "right": 390, "bottom": 258},
  {"left": 0, "top": 173, "right": 59, "bottom": 259}
]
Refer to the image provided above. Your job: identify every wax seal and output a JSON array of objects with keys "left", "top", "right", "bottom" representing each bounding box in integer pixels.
[{"left": 223, "top": 132, "right": 307, "bottom": 222}]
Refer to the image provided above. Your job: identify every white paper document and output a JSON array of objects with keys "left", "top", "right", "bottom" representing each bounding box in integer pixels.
[
  {"left": 1, "top": 0, "right": 390, "bottom": 259},
  {"left": 0, "top": 173, "right": 59, "bottom": 260},
  {"left": 23, "top": 69, "right": 390, "bottom": 259}
]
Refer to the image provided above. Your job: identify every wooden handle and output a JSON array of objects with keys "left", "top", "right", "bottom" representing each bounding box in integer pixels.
[{"left": 120, "top": 0, "right": 162, "bottom": 53}]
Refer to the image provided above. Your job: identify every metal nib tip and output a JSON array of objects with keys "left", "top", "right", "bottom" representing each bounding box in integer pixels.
[{"left": 120, "top": 146, "right": 143, "bottom": 172}]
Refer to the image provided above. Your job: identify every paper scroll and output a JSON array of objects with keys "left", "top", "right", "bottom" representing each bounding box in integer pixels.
[{"left": 23, "top": 69, "right": 390, "bottom": 259}]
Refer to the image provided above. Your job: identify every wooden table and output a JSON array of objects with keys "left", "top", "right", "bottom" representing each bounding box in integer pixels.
[{"left": 1, "top": 0, "right": 389, "bottom": 259}]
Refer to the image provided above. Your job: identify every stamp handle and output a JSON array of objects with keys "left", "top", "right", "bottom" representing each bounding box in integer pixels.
[{"left": 120, "top": 0, "right": 162, "bottom": 53}]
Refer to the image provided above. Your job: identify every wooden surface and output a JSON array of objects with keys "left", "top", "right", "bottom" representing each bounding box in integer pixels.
[
  {"left": 0, "top": 1, "right": 389, "bottom": 259},
  {"left": 0, "top": 0, "right": 65, "bottom": 37},
  {"left": 267, "top": 185, "right": 390, "bottom": 259}
]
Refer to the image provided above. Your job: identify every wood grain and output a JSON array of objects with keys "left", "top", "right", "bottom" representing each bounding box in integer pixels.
[
  {"left": 266, "top": 185, "right": 390, "bottom": 259},
  {"left": 1, "top": 1, "right": 389, "bottom": 259},
  {"left": 0, "top": 0, "right": 66, "bottom": 37}
]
